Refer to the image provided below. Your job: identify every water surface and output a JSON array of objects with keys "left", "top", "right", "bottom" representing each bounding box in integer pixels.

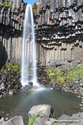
[{"left": 0, "top": 88, "right": 81, "bottom": 125}]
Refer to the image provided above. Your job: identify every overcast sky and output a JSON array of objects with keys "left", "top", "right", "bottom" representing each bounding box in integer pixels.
[{"left": 23, "top": 0, "right": 38, "bottom": 4}]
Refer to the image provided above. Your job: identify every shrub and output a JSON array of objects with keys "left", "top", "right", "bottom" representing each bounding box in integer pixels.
[{"left": 28, "top": 114, "right": 42, "bottom": 125}]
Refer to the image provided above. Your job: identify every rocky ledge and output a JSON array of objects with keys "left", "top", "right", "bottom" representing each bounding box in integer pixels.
[{"left": 0, "top": 104, "right": 83, "bottom": 125}]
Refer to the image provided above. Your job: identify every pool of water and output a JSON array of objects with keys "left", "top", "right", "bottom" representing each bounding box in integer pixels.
[{"left": 0, "top": 88, "right": 81, "bottom": 125}]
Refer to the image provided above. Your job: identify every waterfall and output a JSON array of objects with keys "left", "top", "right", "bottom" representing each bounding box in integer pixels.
[{"left": 21, "top": 4, "right": 38, "bottom": 87}]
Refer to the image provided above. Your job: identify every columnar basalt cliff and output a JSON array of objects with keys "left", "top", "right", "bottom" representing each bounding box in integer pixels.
[
  {"left": 0, "top": 0, "right": 83, "bottom": 67},
  {"left": 0, "top": 0, "right": 26, "bottom": 63},
  {"left": 35, "top": 0, "right": 83, "bottom": 66}
]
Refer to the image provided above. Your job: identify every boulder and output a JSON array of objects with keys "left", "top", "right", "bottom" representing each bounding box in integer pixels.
[
  {"left": 78, "top": 119, "right": 83, "bottom": 125},
  {"left": 9, "top": 90, "right": 13, "bottom": 95},
  {"left": 57, "top": 114, "right": 71, "bottom": 120},
  {"left": 74, "top": 89, "right": 78, "bottom": 94},
  {"left": 0, "top": 117, "right": 5, "bottom": 124},
  {"left": 2, "top": 116, "right": 24, "bottom": 125},
  {"left": 79, "top": 88, "right": 83, "bottom": 96},
  {"left": 28, "top": 104, "right": 55, "bottom": 119},
  {"left": 72, "top": 112, "right": 80, "bottom": 120},
  {"left": 75, "top": 80, "right": 79, "bottom": 85},
  {"left": 44, "top": 121, "right": 53, "bottom": 125},
  {"left": 33, "top": 117, "right": 44, "bottom": 125}
]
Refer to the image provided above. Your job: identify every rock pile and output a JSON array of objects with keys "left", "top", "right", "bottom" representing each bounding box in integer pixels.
[{"left": 28, "top": 105, "right": 83, "bottom": 125}]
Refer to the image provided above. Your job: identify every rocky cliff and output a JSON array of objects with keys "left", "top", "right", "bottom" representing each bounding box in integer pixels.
[
  {"left": 0, "top": 0, "right": 26, "bottom": 63},
  {"left": 34, "top": 0, "right": 83, "bottom": 66},
  {"left": 0, "top": 0, "right": 83, "bottom": 66}
]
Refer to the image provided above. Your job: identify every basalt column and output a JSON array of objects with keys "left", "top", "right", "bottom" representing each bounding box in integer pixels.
[
  {"left": 0, "top": 36, "right": 3, "bottom": 61},
  {"left": 35, "top": 0, "right": 83, "bottom": 66}
]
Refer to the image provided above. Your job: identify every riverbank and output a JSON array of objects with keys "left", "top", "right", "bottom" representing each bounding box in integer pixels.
[
  {"left": 0, "top": 104, "right": 83, "bottom": 125},
  {"left": 0, "top": 62, "right": 21, "bottom": 98},
  {"left": 0, "top": 89, "right": 81, "bottom": 125},
  {"left": 0, "top": 62, "right": 83, "bottom": 125}
]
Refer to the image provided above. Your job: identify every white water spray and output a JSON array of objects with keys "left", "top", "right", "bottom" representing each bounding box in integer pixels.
[{"left": 21, "top": 4, "right": 38, "bottom": 86}]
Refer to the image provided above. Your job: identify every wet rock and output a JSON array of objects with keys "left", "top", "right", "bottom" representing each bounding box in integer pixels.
[
  {"left": 0, "top": 117, "right": 5, "bottom": 124},
  {"left": 81, "top": 107, "right": 83, "bottom": 110},
  {"left": 28, "top": 104, "right": 55, "bottom": 119},
  {"left": 44, "top": 121, "right": 53, "bottom": 125},
  {"left": 5, "top": 117, "right": 8, "bottom": 121},
  {"left": 79, "top": 88, "right": 83, "bottom": 96},
  {"left": 2, "top": 116, "right": 24, "bottom": 125},
  {"left": 70, "top": 83, "right": 73, "bottom": 88},
  {"left": 33, "top": 117, "right": 44, "bottom": 125},
  {"left": 80, "top": 80, "right": 82, "bottom": 83},
  {"left": 1, "top": 83, "right": 5, "bottom": 90},
  {"left": 74, "top": 89, "right": 78, "bottom": 94},
  {"left": 28, "top": 82, "right": 33, "bottom": 85},
  {"left": 76, "top": 77, "right": 80, "bottom": 81},
  {"left": 75, "top": 80, "right": 79, "bottom": 85},
  {"left": 9, "top": 90, "right": 13, "bottom": 95},
  {"left": 41, "top": 80, "right": 47, "bottom": 85},
  {"left": 57, "top": 114, "right": 71, "bottom": 120},
  {"left": 2, "top": 111, "right": 4, "bottom": 114},
  {"left": 52, "top": 82, "right": 55, "bottom": 89},
  {"left": 80, "top": 83, "right": 83, "bottom": 87},
  {"left": 72, "top": 112, "right": 80, "bottom": 120}
]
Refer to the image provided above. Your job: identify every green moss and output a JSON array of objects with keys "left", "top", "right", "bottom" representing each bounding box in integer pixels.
[
  {"left": 32, "top": 4, "right": 40, "bottom": 16},
  {"left": 28, "top": 117, "right": 35, "bottom": 125},
  {"left": 1, "top": 0, "right": 12, "bottom": 8},
  {"left": 54, "top": 120, "right": 60, "bottom": 124},
  {"left": 46, "top": 65, "right": 83, "bottom": 87},
  {"left": 0, "top": 4, "right": 4, "bottom": 8},
  {"left": 28, "top": 114, "right": 42, "bottom": 125},
  {"left": 0, "top": 62, "right": 21, "bottom": 76}
]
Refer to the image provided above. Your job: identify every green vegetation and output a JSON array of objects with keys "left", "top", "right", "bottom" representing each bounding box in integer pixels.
[
  {"left": 0, "top": 4, "right": 4, "bottom": 8},
  {"left": 54, "top": 120, "right": 60, "bottom": 124},
  {"left": 1, "top": 62, "right": 21, "bottom": 76},
  {"left": 0, "top": 0, "right": 12, "bottom": 8},
  {"left": 28, "top": 114, "right": 42, "bottom": 125},
  {"left": 0, "top": 61, "right": 4, "bottom": 69},
  {"left": 3, "top": 0, "right": 10, "bottom": 7},
  {"left": 46, "top": 65, "right": 83, "bottom": 87},
  {"left": 32, "top": 4, "right": 40, "bottom": 16}
]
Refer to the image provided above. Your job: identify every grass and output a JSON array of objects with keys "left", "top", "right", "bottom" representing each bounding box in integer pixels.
[
  {"left": 28, "top": 114, "right": 42, "bottom": 125},
  {"left": 54, "top": 120, "right": 60, "bottom": 124},
  {"left": 46, "top": 65, "right": 83, "bottom": 86},
  {"left": 0, "top": 0, "right": 12, "bottom": 8},
  {"left": 0, "top": 62, "right": 21, "bottom": 76}
]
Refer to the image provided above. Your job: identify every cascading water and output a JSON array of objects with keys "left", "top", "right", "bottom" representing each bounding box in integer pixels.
[{"left": 21, "top": 4, "right": 38, "bottom": 87}]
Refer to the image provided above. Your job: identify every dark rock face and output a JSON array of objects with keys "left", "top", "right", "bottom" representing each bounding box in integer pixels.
[
  {"left": 35, "top": 0, "right": 83, "bottom": 66},
  {"left": 0, "top": 0, "right": 83, "bottom": 66},
  {"left": 0, "top": 70, "right": 21, "bottom": 98},
  {"left": 0, "top": 0, "right": 26, "bottom": 64}
]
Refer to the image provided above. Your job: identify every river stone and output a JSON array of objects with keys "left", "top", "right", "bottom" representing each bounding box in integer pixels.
[
  {"left": 74, "top": 89, "right": 78, "bottom": 94},
  {"left": 2, "top": 116, "right": 24, "bottom": 125},
  {"left": 28, "top": 104, "right": 55, "bottom": 119},
  {"left": 77, "top": 119, "right": 83, "bottom": 125},
  {"left": 53, "top": 123, "right": 66, "bottom": 125},
  {"left": 44, "top": 121, "right": 53, "bottom": 125},
  {"left": 57, "top": 114, "right": 71, "bottom": 120},
  {"left": 75, "top": 80, "right": 78, "bottom": 84},
  {"left": 0, "top": 117, "right": 5, "bottom": 124},
  {"left": 72, "top": 112, "right": 80, "bottom": 119},
  {"left": 79, "top": 88, "right": 83, "bottom": 96},
  {"left": 33, "top": 117, "right": 44, "bottom": 125},
  {"left": 9, "top": 90, "right": 13, "bottom": 95}
]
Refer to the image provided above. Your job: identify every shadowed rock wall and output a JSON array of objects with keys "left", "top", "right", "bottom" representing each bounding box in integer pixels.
[
  {"left": 0, "top": 0, "right": 26, "bottom": 63},
  {"left": 0, "top": 0, "right": 83, "bottom": 67},
  {"left": 34, "top": 0, "right": 83, "bottom": 66}
]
